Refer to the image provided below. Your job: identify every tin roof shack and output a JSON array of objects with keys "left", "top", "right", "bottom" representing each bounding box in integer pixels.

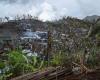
[
  {"left": 20, "top": 30, "right": 48, "bottom": 57},
  {"left": 0, "top": 21, "right": 20, "bottom": 51},
  {"left": 18, "top": 21, "right": 48, "bottom": 54}
]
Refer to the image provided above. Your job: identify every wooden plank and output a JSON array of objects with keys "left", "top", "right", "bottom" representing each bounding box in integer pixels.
[
  {"left": 47, "top": 69, "right": 69, "bottom": 80},
  {"left": 10, "top": 67, "right": 57, "bottom": 80}
]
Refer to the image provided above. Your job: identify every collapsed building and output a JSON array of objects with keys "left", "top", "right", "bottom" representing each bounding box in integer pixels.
[{"left": 0, "top": 20, "right": 48, "bottom": 55}]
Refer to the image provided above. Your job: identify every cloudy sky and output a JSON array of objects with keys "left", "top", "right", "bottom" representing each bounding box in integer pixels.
[{"left": 0, "top": 0, "right": 100, "bottom": 21}]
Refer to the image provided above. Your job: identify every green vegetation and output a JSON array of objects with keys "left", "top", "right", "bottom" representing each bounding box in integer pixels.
[{"left": 0, "top": 50, "right": 47, "bottom": 79}]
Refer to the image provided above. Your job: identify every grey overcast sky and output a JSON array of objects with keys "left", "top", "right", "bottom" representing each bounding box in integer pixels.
[{"left": 0, "top": 0, "right": 100, "bottom": 21}]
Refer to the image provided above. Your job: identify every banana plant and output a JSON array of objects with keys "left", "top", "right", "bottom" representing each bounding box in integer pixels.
[{"left": 7, "top": 50, "right": 36, "bottom": 77}]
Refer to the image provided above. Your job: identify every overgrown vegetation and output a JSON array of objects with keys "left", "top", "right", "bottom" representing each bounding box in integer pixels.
[{"left": 0, "top": 16, "right": 100, "bottom": 79}]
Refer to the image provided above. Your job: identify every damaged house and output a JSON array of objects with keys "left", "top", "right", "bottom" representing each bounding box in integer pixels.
[{"left": 0, "top": 20, "right": 48, "bottom": 54}]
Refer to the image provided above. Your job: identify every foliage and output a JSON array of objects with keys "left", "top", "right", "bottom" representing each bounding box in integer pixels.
[
  {"left": 0, "top": 50, "right": 47, "bottom": 79},
  {"left": 86, "top": 47, "right": 100, "bottom": 68},
  {"left": 51, "top": 51, "right": 71, "bottom": 67}
]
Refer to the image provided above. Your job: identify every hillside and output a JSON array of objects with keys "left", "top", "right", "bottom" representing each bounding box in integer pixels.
[{"left": 84, "top": 15, "right": 100, "bottom": 22}]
